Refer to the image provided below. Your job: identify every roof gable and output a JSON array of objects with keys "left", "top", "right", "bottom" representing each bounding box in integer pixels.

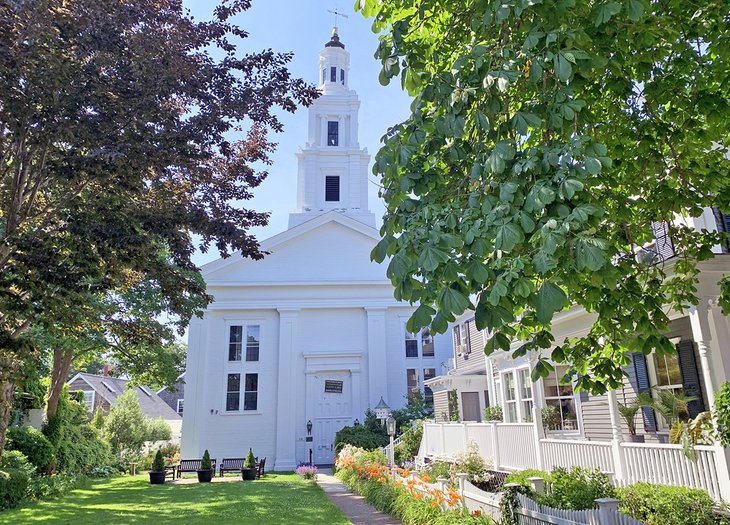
[{"left": 203, "top": 212, "right": 387, "bottom": 284}]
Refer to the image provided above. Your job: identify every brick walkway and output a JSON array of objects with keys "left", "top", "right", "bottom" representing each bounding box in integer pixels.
[{"left": 317, "top": 469, "right": 401, "bottom": 525}]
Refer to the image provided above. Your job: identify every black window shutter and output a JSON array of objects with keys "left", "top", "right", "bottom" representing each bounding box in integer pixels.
[
  {"left": 632, "top": 352, "right": 657, "bottom": 432},
  {"left": 677, "top": 341, "right": 706, "bottom": 418}
]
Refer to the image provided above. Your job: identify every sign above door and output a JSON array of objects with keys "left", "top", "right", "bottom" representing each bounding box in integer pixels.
[{"left": 324, "top": 380, "right": 344, "bottom": 393}]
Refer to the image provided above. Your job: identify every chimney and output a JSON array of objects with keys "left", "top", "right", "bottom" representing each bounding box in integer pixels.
[{"left": 102, "top": 364, "right": 112, "bottom": 377}]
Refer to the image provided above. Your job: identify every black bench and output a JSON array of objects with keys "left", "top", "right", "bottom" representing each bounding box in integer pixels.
[
  {"left": 256, "top": 457, "right": 266, "bottom": 479},
  {"left": 176, "top": 458, "right": 217, "bottom": 479},
  {"left": 219, "top": 458, "right": 246, "bottom": 477}
]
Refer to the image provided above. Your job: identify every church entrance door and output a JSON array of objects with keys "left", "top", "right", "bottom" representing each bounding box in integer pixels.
[{"left": 312, "top": 372, "right": 351, "bottom": 465}]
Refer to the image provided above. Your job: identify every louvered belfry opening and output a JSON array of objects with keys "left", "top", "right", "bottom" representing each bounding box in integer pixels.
[{"left": 325, "top": 175, "right": 340, "bottom": 202}]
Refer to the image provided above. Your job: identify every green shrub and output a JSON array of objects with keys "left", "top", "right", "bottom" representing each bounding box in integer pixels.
[
  {"left": 0, "top": 450, "right": 34, "bottom": 510},
  {"left": 503, "top": 468, "right": 551, "bottom": 495},
  {"left": 6, "top": 426, "right": 55, "bottom": 474},
  {"left": 335, "top": 425, "right": 389, "bottom": 452},
  {"left": 394, "top": 421, "right": 423, "bottom": 465},
  {"left": 483, "top": 406, "right": 503, "bottom": 422},
  {"left": 617, "top": 482, "right": 721, "bottom": 525},
  {"left": 424, "top": 460, "right": 451, "bottom": 481},
  {"left": 27, "top": 471, "right": 84, "bottom": 500},
  {"left": 201, "top": 449, "right": 212, "bottom": 470},
  {"left": 543, "top": 467, "right": 614, "bottom": 510},
  {"left": 151, "top": 450, "right": 165, "bottom": 472},
  {"left": 244, "top": 448, "right": 256, "bottom": 469}
]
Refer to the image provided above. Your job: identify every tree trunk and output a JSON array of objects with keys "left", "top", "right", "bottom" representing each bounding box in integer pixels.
[
  {"left": 0, "top": 380, "right": 14, "bottom": 459},
  {"left": 46, "top": 347, "right": 74, "bottom": 418}
]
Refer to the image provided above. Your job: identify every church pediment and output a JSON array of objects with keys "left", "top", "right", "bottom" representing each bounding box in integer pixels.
[{"left": 203, "top": 212, "right": 387, "bottom": 285}]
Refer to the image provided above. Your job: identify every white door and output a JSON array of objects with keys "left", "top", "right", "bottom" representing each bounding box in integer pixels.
[{"left": 312, "top": 372, "right": 351, "bottom": 465}]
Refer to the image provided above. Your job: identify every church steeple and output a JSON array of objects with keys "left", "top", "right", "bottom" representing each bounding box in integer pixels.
[{"left": 288, "top": 28, "right": 374, "bottom": 229}]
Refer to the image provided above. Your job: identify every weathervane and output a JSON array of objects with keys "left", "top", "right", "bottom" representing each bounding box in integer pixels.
[{"left": 327, "top": 7, "right": 348, "bottom": 32}]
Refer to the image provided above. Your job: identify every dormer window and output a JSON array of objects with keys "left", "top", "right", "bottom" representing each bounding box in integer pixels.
[
  {"left": 327, "top": 121, "right": 338, "bottom": 146},
  {"left": 340, "top": 69, "right": 345, "bottom": 85},
  {"left": 325, "top": 176, "right": 340, "bottom": 201},
  {"left": 330, "top": 66, "right": 337, "bottom": 82}
]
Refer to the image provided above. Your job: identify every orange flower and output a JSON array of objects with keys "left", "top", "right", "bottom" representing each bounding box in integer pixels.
[{"left": 472, "top": 510, "right": 482, "bottom": 517}]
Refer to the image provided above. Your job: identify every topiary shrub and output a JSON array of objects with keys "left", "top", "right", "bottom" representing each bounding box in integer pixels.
[
  {"left": 617, "top": 482, "right": 720, "bottom": 525},
  {"left": 200, "top": 449, "right": 212, "bottom": 470},
  {"left": 244, "top": 448, "right": 256, "bottom": 469},
  {"left": 151, "top": 450, "right": 165, "bottom": 472},
  {"left": 6, "top": 426, "right": 55, "bottom": 474},
  {"left": 542, "top": 467, "right": 614, "bottom": 510}
]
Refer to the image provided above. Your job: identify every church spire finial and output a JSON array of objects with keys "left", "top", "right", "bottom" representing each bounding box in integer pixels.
[{"left": 326, "top": 8, "right": 347, "bottom": 48}]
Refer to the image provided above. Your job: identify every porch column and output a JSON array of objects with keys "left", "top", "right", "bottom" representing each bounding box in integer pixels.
[
  {"left": 274, "top": 308, "right": 299, "bottom": 471},
  {"left": 689, "top": 302, "right": 730, "bottom": 500},
  {"left": 365, "top": 307, "right": 388, "bottom": 409}
]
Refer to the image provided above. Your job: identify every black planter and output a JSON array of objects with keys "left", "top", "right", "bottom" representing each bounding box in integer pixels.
[
  {"left": 197, "top": 469, "right": 214, "bottom": 483},
  {"left": 241, "top": 468, "right": 256, "bottom": 481},
  {"left": 149, "top": 471, "right": 166, "bottom": 485}
]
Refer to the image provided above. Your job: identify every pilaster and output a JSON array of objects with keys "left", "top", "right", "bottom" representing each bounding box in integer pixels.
[
  {"left": 274, "top": 308, "right": 300, "bottom": 471},
  {"left": 366, "top": 307, "right": 388, "bottom": 408}
]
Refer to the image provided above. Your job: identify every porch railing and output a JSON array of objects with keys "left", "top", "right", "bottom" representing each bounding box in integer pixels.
[{"left": 419, "top": 420, "right": 730, "bottom": 501}]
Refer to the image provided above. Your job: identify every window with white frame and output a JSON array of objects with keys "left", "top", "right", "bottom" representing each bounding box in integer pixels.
[
  {"left": 647, "top": 343, "right": 683, "bottom": 429},
  {"left": 226, "top": 323, "right": 261, "bottom": 412},
  {"left": 405, "top": 331, "right": 418, "bottom": 358},
  {"left": 503, "top": 372, "right": 518, "bottom": 422},
  {"left": 81, "top": 390, "right": 95, "bottom": 413},
  {"left": 406, "top": 369, "right": 419, "bottom": 394},
  {"left": 454, "top": 322, "right": 471, "bottom": 355},
  {"left": 542, "top": 365, "right": 578, "bottom": 431},
  {"left": 517, "top": 368, "right": 534, "bottom": 422},
  {"left": 423, "top": 368, "right": 436, "bottom": 406},
  {"left": 177, "top": 399, "right": 184, "bottom": 416},
  {"left": 421, "top": 327, "right": 434, "bottom": 357}
]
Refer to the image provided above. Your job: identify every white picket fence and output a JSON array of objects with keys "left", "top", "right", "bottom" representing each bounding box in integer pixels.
[
  {"left": 395, "top": 471, "right": 643, "bottom": 525},
  {"left": 420, "top": 421, "right": 730, "bottom": 501}
]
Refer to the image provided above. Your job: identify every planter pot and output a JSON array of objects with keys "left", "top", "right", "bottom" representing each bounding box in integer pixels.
[
  {"left": 241, "top": 468, "right": 256, "bottom": 481},
  {"left": 149, "top": 471, "right": 166, "bottom": 485},
  {"left": 656, "top": 433, "right": 669, "bottom": 444},
  {"left": 197, "top": 469, "right": 214, "bottom": 483},
  {"left": 624, "top": 434, "right": 645, "bottom": 443}
]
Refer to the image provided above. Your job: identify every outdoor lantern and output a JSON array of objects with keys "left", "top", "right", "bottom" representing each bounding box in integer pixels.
[
  {"left": 306, "top": 419, "right": 313, "bottom": 435},
  {"left": 374, "top": 396, "right": 390, "bottom": 421},
  {"left": 386, "top": 414, "right": 396, "bottom": 437}
]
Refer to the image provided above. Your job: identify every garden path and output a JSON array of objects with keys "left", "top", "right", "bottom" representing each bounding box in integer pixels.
[{"left": 317, "top": 469, "right": 402, "bottom": 525}]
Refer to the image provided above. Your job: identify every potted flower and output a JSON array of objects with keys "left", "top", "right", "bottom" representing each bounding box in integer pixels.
[
  {"left": 148, "top": 449, "right": 166, "bottom": 484},
  {"left": 197, "top": 449, "right": 214, "bottom": 483},
  {"left": 483, "top": 405, "right": 503, "bottom": 422},
  {"left": 241, "top": 448, "right": 257, "bottom": 481}
]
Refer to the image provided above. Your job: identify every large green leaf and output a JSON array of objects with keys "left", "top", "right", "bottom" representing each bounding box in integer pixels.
[
  {"left": 531, "top": 282, "right": 568, "bottom": 324},
  {"left": 495, "top": 223, "right": 524, "bottom": 253},
  {"left": 438, "top": 287, "right": 470, "bottom": 316}
]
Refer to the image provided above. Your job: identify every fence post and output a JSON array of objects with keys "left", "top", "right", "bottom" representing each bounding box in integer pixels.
[
  {"left": 436, "top": 477, "right": 449, "bottom": 493},
  {"left": 456, "top": 472, "right": 468, "bottom": 500},
  {"left": 490, "top": 422, "right": 501, "bottom": 470},
  {"left": 421, "top": 422, "right": 429, "bottom": 461},
  {"left": 606, "top": 388, "right": 626, "bottom": 482},
  {"left": 527, "top": 476, "right": 545, "bottom": 495},
  {"left": 595, "top": 497, "right": 619, "bottom": 525},
  {"left": 532, "top": 405, "right": 545, "bottom": 471},
  {"left": 463, "top": 422, "right": 469, "bottom": 450}
]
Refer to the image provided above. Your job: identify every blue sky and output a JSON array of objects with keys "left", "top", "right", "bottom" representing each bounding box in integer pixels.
[{"left": 184, "top": 0, "right": 412, "bottom": 267}]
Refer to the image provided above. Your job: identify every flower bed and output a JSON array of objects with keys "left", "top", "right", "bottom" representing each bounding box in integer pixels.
[{"left": 335, "top": 445, "right": 494, "bottom": 525}]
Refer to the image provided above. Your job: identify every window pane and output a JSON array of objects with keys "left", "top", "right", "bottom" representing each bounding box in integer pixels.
[
  {"left": 229, "top": 326, "right": 242, "bottom": 361},
  {"left": 506, "top": 402, "right": 518, "bottom": 422},
  {"left": 504, "top": 373, "right": 516, "bottom": 401},
  {"left": 421, "top": 327, "right": 434, "bottom": 357},
  {"left": 405, "top": 339, "right": 418, "bottom": 358},
  {"left": 245, "top": 373, "right": 258, "bottom": 392},
  {"left": 655, "top": 354, "right": 681, "bottom": 386},
  {"left": 518, "top": 369, "right": 532, "bottom": 400},
  {"left": 244, "top": 392, "right": 257, "bottom": 411},
  {"left": 330, "top": 66, "right": 336, "bottom": 82},
  {"left": 246, "top": 325, "right": 260, "bottom": 362},
  {"left": 327, "top": 122, "right": 339, "bottom": 147},
  {"left": 406, "top": 369, "right": 419, "bottom": 392},
  {"left": 322, "top": 68, "right": 326, "bottom": 83},
  {"left": 226, "top": 393, "right": 239, "bottom": 411},
  {"left": 227, "top": 373, "right": 240, "bottom": 392},
  {"left": 423, "top": 368, "right": 436, "bottom": 381},
  {"left": 340, "top": 69, "right": 345, "bottom": 84},
  {"left": 543, "top": 372, "right": 559, "bottom": 398}
]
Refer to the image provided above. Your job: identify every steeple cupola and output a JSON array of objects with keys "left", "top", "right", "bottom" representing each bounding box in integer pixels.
[{"left": 288, "top": 28, "right": 374, "bottom": 229}]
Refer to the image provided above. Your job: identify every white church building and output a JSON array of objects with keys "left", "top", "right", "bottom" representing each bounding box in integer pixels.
[{"left": 181, "top": 29, "right": 452, "bottom": 469}]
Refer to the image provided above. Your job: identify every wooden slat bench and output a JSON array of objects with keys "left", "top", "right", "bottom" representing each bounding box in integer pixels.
[
  {"left": 176, "top": 458, "right": 217, "bottom": 479},
  {"left": 219, "top": 458, "right": 246, "bottom": 477},
  {"left": 164, "top": 465, "right": 176, "bottom": 481},
  {"left": 256, "top": 457, "right": 266, "bottom": 479}
]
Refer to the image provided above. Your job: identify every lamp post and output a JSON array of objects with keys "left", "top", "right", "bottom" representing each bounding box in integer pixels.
[{"left": 386, "top": 414, "right": 396, "bottom": 466}]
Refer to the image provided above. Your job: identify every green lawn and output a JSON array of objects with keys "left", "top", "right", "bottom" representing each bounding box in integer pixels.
[{"left": 2, "top": 474, "right": 351, "bottom": 524}]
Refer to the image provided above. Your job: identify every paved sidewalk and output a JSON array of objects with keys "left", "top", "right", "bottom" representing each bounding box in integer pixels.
[{"left": 317, "top": 469, "right": 401, "bottom": 525}]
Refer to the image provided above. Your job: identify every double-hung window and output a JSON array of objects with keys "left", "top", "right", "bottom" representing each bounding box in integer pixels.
[
  {"left": 517, "top": 368, "right": 533, "bottom": 422},
  {"left": 406, "top": 369, "right": 419, "bottom": 394},
  {"left": 503, "top": 372, "right": 518, "bottom": 422},
  {"left": 405, "top": 331, "right": 418, "bottom": 358},
  {"left": 542, "top": 365, "right": 577, "bottom": 431},
  {"left": 226, "top": 324, "right": 261, "bottom": 412},
  {"left": 421, "top": 327, "right": 434, "bottom": 357}
]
